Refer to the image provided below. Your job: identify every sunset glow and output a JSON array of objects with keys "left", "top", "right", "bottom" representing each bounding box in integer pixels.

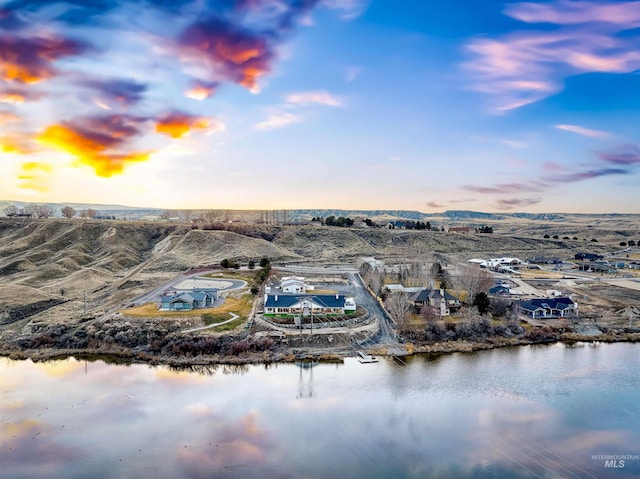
[{"left": 1, "top": 0, "right": 639, "bottom": 212}]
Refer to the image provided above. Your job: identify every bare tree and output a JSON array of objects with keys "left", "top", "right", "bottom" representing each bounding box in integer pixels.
[
  {"left": 360, "top": 263, "right": 385, "bottom": 297},
  {"left": 3, "top": 205, "right": 18, "bottom": 217},
  {"left": 203, "top": 209, "right": 223, "bottom": 224},
  {"left": 421, "top": 305, "right": 441, "bottom": 324},
  {"left": 385, "top": 292, "right": 413, "bottom": 328},
  {"left": 61, "top": 206, "right": 76, "bottom": 218},
  {"left": 80, "top": 208, "right": 97, "bottom": 219},
  {"left": 179, "top": 209, "right": 194, "bottom": 222},
  {"left": 454, "top": 264, "right": 494, "bottom": 303},
  {"left": 160, "top": 209, "right": 177, "bottom": 221},
  {"left": 30, "top": 204, "right": 56, "bottom": 218},
  {"left": 22, "top": 204, "right": 36, "bottom": 216}
]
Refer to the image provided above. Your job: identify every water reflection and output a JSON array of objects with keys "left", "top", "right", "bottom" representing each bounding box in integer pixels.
[{"left": 1, "top": 343, "right": 640, "bottom": 478}]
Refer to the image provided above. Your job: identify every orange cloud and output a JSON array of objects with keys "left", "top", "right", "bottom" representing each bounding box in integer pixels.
[
  {"left": 155, "top": 111, "right": 223, "bottom": 138},
  {"left": 37, "top": 115, "right": 152, "bottom": 176},
  {"left": 17, "top": 162, "right": 52, "bottom": 192},
  {"left": 0, "top": 132, "right": 35, "bottom": 154},
  {"left": 0, "top": 35, "right": 88, "bottom": 84},
  {"left": 178, "top": 17, "right": 273, "bottom": 91},
  {"left": 184, "top": 81, "right": 218, "bottom": 100},
  {"left": 0, "top": 88, "right": 44, "bottom": 104},
  {"left": 0, "top": 91, "right": 24, "bottom": 104},
  {"left": 0, "top": 110, "right": 19, "bottom": 125}
]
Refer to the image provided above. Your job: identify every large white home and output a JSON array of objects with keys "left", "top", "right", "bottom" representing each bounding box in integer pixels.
[
  {"left": 468, "top": 257, "right": 523, "bottom": 270},
  {"left": 281, "top": 276, "right": 307, "bottom": 293},
  {"left": 264, "top": 294, "right": 356, "bottom": 316}
]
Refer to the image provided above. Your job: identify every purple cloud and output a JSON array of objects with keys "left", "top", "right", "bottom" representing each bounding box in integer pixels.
[
  {"left": 548, "top": 167, "right": 630, "bottom": 183},
  {"left": 494, "top": 197, "right": 543, "bottom": 210},
  {"left": 426, "top": 200, "right": 444, "bottom": 209},
  {"left": 463, "top": 182, "right": 544, "bottom": 195},
  {"left": 0, "top": 34, "right": 89, "bottom": 83},
  {"left": 598, "top": 145, "right": 640, "bottom": 165},
  {"left": 464, "top": 1, "right": 640, "bottom": 111},
  {"left": 80, "top": 78, "right": 148, "bottom": 109}
]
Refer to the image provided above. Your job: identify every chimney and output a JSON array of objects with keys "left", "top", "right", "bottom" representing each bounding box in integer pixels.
[
  {"left": 275, "top": 294, "right": 278, "bottom": 301},
  {"left": 336, "top": 293, "right": 339, "bottom": 299}
]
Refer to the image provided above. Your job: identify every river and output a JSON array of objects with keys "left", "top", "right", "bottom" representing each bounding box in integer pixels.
[{"left": 1, "top": 343, "right": 639, "bottom": 478}]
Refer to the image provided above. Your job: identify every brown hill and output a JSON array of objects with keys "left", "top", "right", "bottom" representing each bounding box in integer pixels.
[{"left": 0, "top": 216, "right": 638, "bottom": 325}]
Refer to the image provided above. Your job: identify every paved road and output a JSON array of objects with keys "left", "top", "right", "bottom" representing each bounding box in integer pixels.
[
  {"left": 347, "top": 273, "right": 397, "bottom": 345},
  {"left": 130, "top": 271, "right": 244, "bottom": 306}
]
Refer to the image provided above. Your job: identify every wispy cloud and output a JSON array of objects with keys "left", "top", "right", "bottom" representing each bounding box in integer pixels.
[
  {"left": 345, "top": 66, "right": 363, "bottom": 83},
  {"left": 0, "top": 109, "right": 19, "bottom": 125},
  {"left": 286, "top": 91, "right": 344, "bottom": 107},
  {"left": 598, "top": 145, "right": 640, "bottom": 165},
  {"left": 322, "top": 0, "right": 370, "bottom": 20},
  {"left": 548, "top": 167, "right": 629, "bottom": 183},
  {"left": 464, "top": 0, "right": 640, "bottom": 111},
  {"left": 0, "top": 88, "right": 43, "bottom": 104},
  {"left": 79, "top": 78, "right": 148, "bottom": 110},
  {"left": 555, "top": 124, "right": 611, "bottom": 138},
  {"left": 426, "top": 200, "right": 444, "bottom": 209},
  {"left": 462, "top": 143, "right": 640, "bottom": 209},
  {"left": 17, "top": 161, "right": 52, "bottom": 192},
  {"left": 255, "top": 112, "right": 302, "bottom": 130},
  {"left": 502, "top": 139, "right": 529, "bottom": 149},
  {"left": 495, "top": 197, "right": 543, "bottom": 210},
  {"left": 505, "top": 1, "right": 640, "bottom": 27},
  {"left": 463, "top": 182, "right": 544, "bottom": 194}
]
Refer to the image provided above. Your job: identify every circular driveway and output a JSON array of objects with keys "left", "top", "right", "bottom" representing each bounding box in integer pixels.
[{"left": 174, "top": 276, "right": 246, "bottom": 291}]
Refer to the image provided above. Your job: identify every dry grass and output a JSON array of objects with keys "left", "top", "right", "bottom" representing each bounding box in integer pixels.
[
  {"left": 121, "top": 293, "right": 254, "bottom": 319},
  {"left": 121, "top": 303, "right": 212, "bottom": 317},
  {"left": 212, "top": 294, "right": 253, "bottom": 316},
  {"left": 202, "top": 271, "right": 257, "bottom": 282}
]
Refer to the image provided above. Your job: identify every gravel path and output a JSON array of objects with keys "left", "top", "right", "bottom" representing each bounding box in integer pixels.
[{"left": 182, "top": 313, "right": 239, "bottom": 333}]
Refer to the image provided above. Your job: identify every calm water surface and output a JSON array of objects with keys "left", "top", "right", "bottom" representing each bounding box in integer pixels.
[{"left": 1, "top": 343, "right": 640, "bottom": 478}]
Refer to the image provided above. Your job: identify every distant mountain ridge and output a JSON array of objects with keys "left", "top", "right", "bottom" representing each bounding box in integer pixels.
[{"left": 1, "top": 200, "right": 639, "bottom": 221}]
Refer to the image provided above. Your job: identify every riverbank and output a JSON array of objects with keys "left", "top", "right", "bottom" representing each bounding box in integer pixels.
[{"left": 2, "top": 331, "right": 639, "bottom": 366}]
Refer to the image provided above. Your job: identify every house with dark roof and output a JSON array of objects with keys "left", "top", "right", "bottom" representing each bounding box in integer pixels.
[
  {"left": 575, "top": 252, "right": 604, "bottom": 261},
  {"left": 160, "top": 288, "right": 218, "bottom": 311},
  {"left": 264, "top": 294, "right": 356, "bottom": 316},
  {"left": 576, "top": 261, "right": 615, "bottom": 273},
  {"left": 489, "top": 285, "right": 510, "bottom": 296},
  {"left": 517, "top": 297, "right": 577, "bottom": 319},
  {"left": 410, "top": 289, "right": 461, "bottom": 316}
]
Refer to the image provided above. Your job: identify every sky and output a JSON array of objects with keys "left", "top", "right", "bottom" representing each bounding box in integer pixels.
[{"left": 1, "top": 0, "right": 640, "bottom": 213}]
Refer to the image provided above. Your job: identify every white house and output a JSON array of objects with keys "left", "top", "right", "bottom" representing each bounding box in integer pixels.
[
  {"left": 264, "top": 294, "right": 356, "bottom": 316},
  {"left": 281, "top": 276, "right": 307, "bottom": 293}
]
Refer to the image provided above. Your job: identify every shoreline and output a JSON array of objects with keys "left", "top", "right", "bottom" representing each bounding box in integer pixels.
[{"left": 2, "top": 332, "right": 639, "bottom": 367}]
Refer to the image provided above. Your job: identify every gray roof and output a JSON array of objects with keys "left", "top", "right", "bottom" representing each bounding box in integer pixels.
[
  {"left": 518, "top": 297, "right": 575, "bottom": 312},
  {"left": 265, "top": 294, "right": 346, "bottom": 309},
  {"left": 411, "top": 289, "right": 458, "bottom": 303}
]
